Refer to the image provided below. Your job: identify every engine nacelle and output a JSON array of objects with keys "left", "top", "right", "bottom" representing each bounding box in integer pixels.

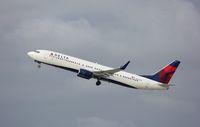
[{"left": 77, "top": 69, "right": 93, "bottom": 79}]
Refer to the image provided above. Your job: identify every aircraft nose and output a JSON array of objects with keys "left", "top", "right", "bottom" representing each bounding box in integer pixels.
[{"left": 27, "top": 51, "right": 34, "bottom": 58}]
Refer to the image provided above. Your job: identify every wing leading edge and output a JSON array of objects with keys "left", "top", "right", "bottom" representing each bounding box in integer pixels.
[{"left": 93, "top": 61, "right": 130, "bottom": 78}]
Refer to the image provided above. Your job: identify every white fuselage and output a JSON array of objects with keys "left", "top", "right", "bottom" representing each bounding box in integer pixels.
[{"left": 27, "top": 50, "right": 167, "bottom": 90}]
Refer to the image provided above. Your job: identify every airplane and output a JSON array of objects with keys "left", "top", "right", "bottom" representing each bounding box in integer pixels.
[{"left": 27, "top": 50, "right": 180, "bottom": 90}]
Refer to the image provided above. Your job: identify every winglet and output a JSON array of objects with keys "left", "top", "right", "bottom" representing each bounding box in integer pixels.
[{"left": 120, "top": 60, "right": 130, "bottom": 70}]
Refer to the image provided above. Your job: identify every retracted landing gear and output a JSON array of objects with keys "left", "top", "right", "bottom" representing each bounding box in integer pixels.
[{"left": 96, "top": 80, "right": 101, "bottom": 86}]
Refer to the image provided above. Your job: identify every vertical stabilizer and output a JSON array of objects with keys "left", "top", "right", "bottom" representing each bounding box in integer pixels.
[{"left": 142, "top": 60, "right": 180, "bottom": 84}]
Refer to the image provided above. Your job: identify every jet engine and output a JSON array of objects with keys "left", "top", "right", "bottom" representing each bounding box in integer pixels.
[{"left": 77, "top": 69, "right": 93, "bottom": 79}]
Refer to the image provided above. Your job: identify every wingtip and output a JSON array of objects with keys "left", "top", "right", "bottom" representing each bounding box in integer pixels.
[{"left": 120, "top": 60, "right": 130, "bottom": 70}]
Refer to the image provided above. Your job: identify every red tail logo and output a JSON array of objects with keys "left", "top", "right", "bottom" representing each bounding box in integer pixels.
[{"left": 141, "top": 60, "right": 180, "bottom": 84}]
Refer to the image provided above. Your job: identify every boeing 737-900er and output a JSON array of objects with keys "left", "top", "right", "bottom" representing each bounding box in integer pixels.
[{"left": 27, "top": 50, "right": 180, "bottom": 90}]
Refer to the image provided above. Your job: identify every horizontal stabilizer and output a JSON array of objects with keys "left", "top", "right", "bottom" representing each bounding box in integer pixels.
[{"left": 159, "top": 83, "right": 175, "bottom": 87}]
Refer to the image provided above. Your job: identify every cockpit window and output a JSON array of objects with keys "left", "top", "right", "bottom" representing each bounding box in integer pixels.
[{"left": 34, "top": 50, "right": 40, "bottom": 53}]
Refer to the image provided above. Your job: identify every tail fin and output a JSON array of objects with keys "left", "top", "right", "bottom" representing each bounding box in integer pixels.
[{"left": 142, "top": 60, "right": 180, "bottom": 84}]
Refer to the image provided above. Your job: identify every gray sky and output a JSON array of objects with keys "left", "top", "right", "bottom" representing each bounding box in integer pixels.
[{"left": 0, "top": 0, "right": 200, "bottom": 127}]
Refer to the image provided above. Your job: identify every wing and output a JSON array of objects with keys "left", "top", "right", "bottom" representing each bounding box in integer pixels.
[{"left": 93, "top": 61, "right": 130, "bottom": 78}]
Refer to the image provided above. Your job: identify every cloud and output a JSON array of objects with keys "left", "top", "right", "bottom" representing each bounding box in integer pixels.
[
  {"left": 76, "top": 117, "right": 136, "bottom": 127},
  {"left": 8, "top": 18, "right": 100, "bottom": 49},
  {"left": 1, "top": 0, "right": 200, "bottom": 127},
  {"left": 139, "top": 93, "right": 199, "bottom": 114}
]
